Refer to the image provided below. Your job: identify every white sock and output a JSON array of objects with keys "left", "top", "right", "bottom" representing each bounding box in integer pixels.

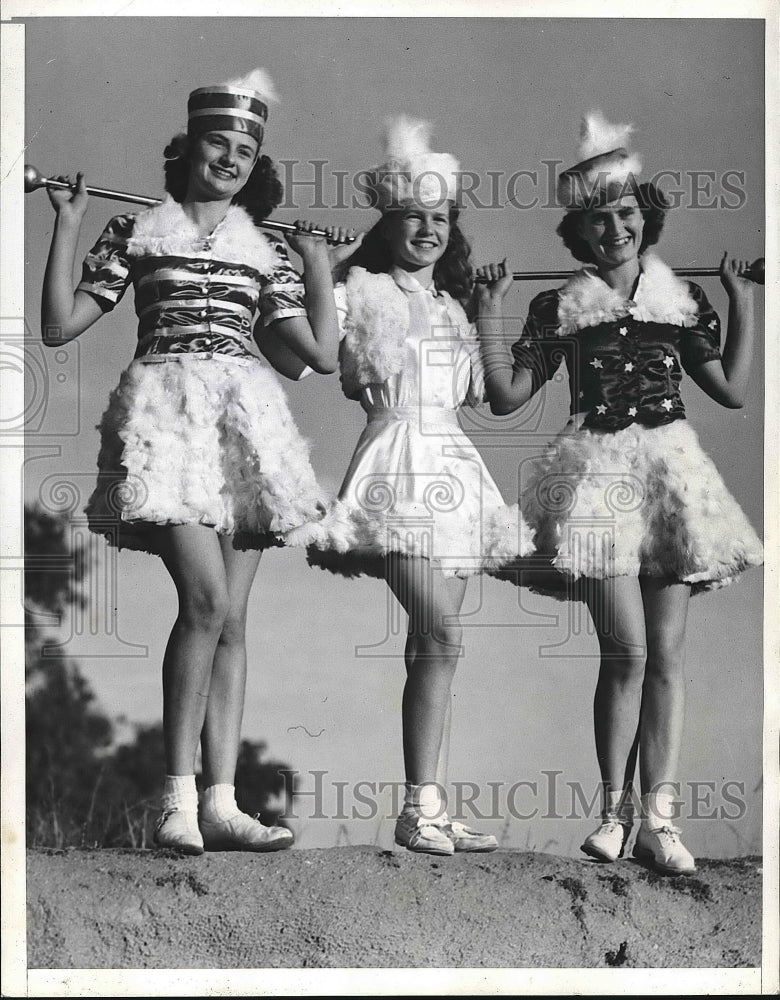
[
  {"left": 161, "top": 774, "right": 198, "bottom": 814},
  {"left": 201, "top": 783, "right": 241, "bottom": 822},
  {"left": 642, "top": 791, "right": 677, "bottom": 830},
  {"left": 404, "top": 782, "right": 445, "bottom": 820},
  {"left": 604, "top": 788, "right": 633, "bottom": 822}
]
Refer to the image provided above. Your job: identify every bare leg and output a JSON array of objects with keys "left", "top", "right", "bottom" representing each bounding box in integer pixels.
[
  {"left": 436, "top": 698, "right": 453, "bottom": 788},
  {"left": 404, "top": 629, "right": 451, "bottom": 787},
  {"left": 156, "top": 525, "right": 230, "bottom": 776},
  {"left": 584, "top": 576, "right": 647, "bottom": 797},
  {"left": 638, "top": 578, "right": 690, "bottom": 793},
  {"left": 629, "top": 579, "right": 696, "bottom": 873},
  {"left": 385, "top": 554, "right": 467, "bottom": 785},
  {"left": 200, "top": 538, "right": 263, "bottom": 788}
]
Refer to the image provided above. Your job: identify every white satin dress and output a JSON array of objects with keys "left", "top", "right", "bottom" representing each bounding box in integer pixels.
[{"left": 302, "top": 268, "right": 534, "bottom": 579}]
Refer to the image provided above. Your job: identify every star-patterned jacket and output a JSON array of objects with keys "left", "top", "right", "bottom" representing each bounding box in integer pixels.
[{"left": 511, "top": 254, "right": 722, "bottom": 431}]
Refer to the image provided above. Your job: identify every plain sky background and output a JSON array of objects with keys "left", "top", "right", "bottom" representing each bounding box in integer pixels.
[{"left": 13, "top": 15, "right": 768, "bottom": 857}]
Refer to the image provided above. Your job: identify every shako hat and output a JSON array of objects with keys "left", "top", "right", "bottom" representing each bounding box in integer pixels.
[
  {"left": 187, "top": 68, "right": 278, "bottom": 147},
  {"left": 365, "top": 115, "right": 461, "bottom": 211},
  {"left": 557, "top": 111, "right": 642, "bottom": 210}
]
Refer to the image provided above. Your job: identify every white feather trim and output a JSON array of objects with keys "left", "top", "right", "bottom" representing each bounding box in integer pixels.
[
  {"left": 371, "top": 114, "right": 461, "bottom": 207},
  {"left": 557, "top": 254, "right": 700, "bottom": 333},
  {"left": 126, "top": 197, "right": 279, "bottom": 275},
  {"left": 303, "top": 498, "right": 534, "bottom": 579},
  {"left": 578, "top": 110, "right": 635, "bottom": 160},
  {"left": 87, "top": 356, "right": 326, "bottom": 545},
  {"left": 383, "top": 115, "right": 433, "bottom": 160},
  {"left": 521, "top": 419, "right": 763, "bottom": 596},
  {"left": 222, "top": 68, "right": 279, "bottom": 103},
  {"left": 339, "top": 268, "right": 410, "bottom": 398},
  {"left": 338, "top": 268, "right": 472, "bottom": 398}
]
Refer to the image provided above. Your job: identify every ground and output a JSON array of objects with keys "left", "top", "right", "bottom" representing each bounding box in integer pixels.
[{"left": 26, "top": 847, "right": 760, "bottom": 970}]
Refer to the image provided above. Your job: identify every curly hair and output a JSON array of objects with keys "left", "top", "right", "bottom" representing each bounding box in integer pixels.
[
  {"left": 556, "top": 182, "right": 671, "bottom": 264},
  {"left": 162, "top": 132, "right": 283, "bottom": 225},
  {"left": 332, "top": 205, "right": 473, "bottom": 305}
]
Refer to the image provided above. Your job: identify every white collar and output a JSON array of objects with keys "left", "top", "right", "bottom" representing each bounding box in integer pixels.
[
  {"left": 557, "top": 253, "right": 700, "bottom": 333},
  {"left": 125, "top": 196, "right": 279, "bottom": 275},
  {"left": 390, "top": 266, "right": 440, "bottom": 296}
]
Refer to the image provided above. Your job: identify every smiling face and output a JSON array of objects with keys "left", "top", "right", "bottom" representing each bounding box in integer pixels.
[
  {"left": 382, "top": 203, "right": 452, "bottom": 273},
  {"left": 187, "top": 129, "right": 260, "bottom": 201},
  {"left": 577, "top": 194, "right": 645, "bottom": 269}
]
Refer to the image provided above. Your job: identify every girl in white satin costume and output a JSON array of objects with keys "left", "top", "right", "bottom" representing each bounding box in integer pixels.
[{"left": 291, "top": 118, "right": 534, "bottom": 855}]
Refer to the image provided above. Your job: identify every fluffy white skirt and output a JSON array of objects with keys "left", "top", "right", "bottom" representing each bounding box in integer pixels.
[
  {"left": 291, "top": 406, "right": 535, "bottom": 579},
  {"left": 520, "top": 418, "right": 763, "bottom": 597},
  {"left": 86, "top": 355, "right": 325, "bottom": 552}
]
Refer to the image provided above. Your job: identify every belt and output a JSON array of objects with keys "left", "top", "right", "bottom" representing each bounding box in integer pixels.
[
  {"left": 134, "top": 352, "right": 255, "bottom": 367},
  {"left": 365, "top": 405, "right": 461, "bottom": 429},
  {"left": 136, "top": 326, "right": 252, "bottom": 349}
]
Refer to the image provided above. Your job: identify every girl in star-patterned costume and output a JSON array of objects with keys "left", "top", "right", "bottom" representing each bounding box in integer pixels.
[{"left": 476, "top": 113, "right": 762, "bottom": 878}]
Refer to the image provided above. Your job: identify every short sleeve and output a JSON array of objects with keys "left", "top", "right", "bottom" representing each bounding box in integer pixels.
[
  {"left": 679, "top": 282, "right": 722, "bottom": 374},
  {"left": 284, "top": 282, "right": 348, "bottom": 382},
  {"left": 260, "top": 239, "right": 308, "bottom": 326},
  {"left": 76, "top": 214, "right": 135, "bottom": 308},
  {"left": 510, "top": 289, "right": 564, "bottom": 394}
]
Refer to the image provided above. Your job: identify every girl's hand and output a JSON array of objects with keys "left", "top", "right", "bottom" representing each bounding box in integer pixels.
[
  {"left": 719, "top": 252, "right": 754, "bottom": 299},
  {"left": 473, "top": 259, "right": 514, "bottom": 308},
  {"left": 284, "top": 219, "right": 327, "bottom": 259},
  {"left": 285, "top": 219, "right": 351, "bottom": 260},
  {"left": 47, "top": 172, "right": 89, "bottom": 224},
  {"left": 328, "top": 229, "right": 363, "bottom": 272}
]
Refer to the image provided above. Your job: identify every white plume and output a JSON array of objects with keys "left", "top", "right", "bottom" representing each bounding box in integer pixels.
[
  {"left": 577, "top": 110, "right": 634, "bottom": 160},
  {"left": 222, "top": 68, "right": 279, "bottom": 103},
  {"left": 369, "top": 113, "right": 461, "bottom": 209},
  {"left": 382, "top": 115, "right": 434, "bottom": 161}
]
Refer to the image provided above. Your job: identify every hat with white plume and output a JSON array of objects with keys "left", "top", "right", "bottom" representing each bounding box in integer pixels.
[
  {"left": 366, "top": 115, "right": 461, "bottom": 211},
  {"left": 557, "top": 111, "right": 642, "bottom": 210},
  {"left": 187, "top": 68, "right": 279, "bottom": 146}
]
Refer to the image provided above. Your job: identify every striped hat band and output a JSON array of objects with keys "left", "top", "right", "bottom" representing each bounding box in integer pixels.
[{"left": 187, "top": 85, "right": 268, "bottom": 144}]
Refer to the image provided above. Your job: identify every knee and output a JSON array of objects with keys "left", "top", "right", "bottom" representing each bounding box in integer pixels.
[
  {"left": 178, "top": 587, "right": 231, "bottom": 633},
  {"left": 218, "top": 610, "right": 248, "bottom": 648},
  {"left": 415, "top": 619, "right": 462, "bottom": 674},
  {"left": 443, "top": 619, "right": 463, "bottom": 654},
  {"left": 645, "top": 635, "right": 685, "bottom": 682},
  {"left": 599, "top": 645, "right": 647, "bottom": 686},
  {"left": 429, "top": 614, "right": 462, "bottom": 655}
]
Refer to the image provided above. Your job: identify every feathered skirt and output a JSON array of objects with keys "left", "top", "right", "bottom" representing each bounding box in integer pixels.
[
  {"left": 519, "top": 416, "right": 763, "bottom": 598},
  {"left": 85, "top": 354, "right": 325, "bottom": 553},
  {"left": 293, "top": 404, "right": 535, "bottom": 579}
]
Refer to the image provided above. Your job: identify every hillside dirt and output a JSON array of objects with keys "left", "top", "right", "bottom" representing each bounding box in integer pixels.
[{"left": 26, "top": 846, "right": 761, "bottom": 970}]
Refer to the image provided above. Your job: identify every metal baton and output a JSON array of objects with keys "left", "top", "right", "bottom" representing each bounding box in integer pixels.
[{"left": 24, "top": 164, "right": 357, "bottom": 245}]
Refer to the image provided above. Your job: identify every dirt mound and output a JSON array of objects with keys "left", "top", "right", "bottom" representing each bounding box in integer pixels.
[{"left": 27, "top": 847, "right": 760, "bottom": 969}]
